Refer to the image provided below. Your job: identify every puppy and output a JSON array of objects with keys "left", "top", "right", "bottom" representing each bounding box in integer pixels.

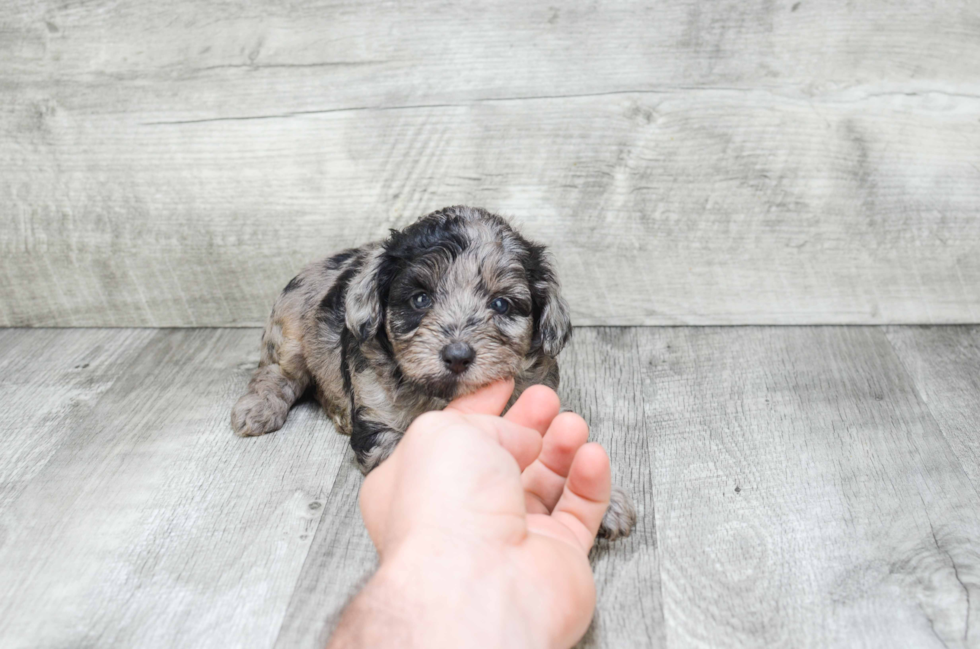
[{"left": 231, "top": 206, "right": 635, "bottom": 539}]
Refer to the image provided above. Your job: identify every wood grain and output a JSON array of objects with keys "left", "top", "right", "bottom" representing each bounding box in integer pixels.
[
  {"left": 274, "top": 451, "right": 377, "bottom": 649},
  {"left": 0, "top": 329, "right": 348, "bottom": 648},
  {"left": 640, "top": 327, "right": 980, "bottom": 647},
  {"left": 3, "top": 1, "right": 977, "bottom": 109},
  {"left": 561, "top": 328, "right": 665, "bottom": 648},
  {"left": 886, "top": 326, "right": 980, "bottom": 494},
  {"left": 2, "top": 326, "right": 980, "bottom": 646},
  {"left": 2, "top": 1, "right": 979, "bottom": 326},
  {"left": 0, "top": 328, "right": 155, "bottom": 511}
]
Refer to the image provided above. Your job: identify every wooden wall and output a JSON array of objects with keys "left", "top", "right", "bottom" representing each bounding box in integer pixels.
[{"left": 1, "top": 0, "right": 978, "bottom": 326}]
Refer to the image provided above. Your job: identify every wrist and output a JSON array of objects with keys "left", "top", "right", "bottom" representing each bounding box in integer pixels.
[
  {"left": 386, "top": 533, "right": 546, "bottom": 648},
  {"left": 333, "top": 533, "right": 547, "bottom": 649}
]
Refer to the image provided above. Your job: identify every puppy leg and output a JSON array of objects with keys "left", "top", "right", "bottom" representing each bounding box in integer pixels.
[
  {"left": 232, "top": 319, "right": 310, "bottom": 437},
  {"left": 597, "top": 486, "right": 637, "bottom": 541},
  {"left": 351, "top": 416, "right": 403, "bottom": 473},
  {"left": 231, "top": 363, "right": 310, "bottom": 437}
]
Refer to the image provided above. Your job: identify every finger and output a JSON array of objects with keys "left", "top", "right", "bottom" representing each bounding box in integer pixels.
[
  {"left": 445, "top": 378, "right": 515, "bottom": 416},
  {"left": 503, "top": 384, "right": 561, "bottom": 435},
  {"left": 551, "top": 443, "right": 611, "bottom": 551},
  {"left": 462, "top": 414, "right": 543, "bottom": 472},
  {"left": 521, "top": 412, "right": 590, "bottom": 513}
]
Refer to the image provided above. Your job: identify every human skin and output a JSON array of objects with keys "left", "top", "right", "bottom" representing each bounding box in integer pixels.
[{"left": 327, "top": 379, "right": 613, "bottom": 649}]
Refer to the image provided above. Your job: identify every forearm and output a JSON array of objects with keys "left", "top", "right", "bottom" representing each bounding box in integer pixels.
[{"left": 328, "top": 537, "right": 546, "bottom": 649}]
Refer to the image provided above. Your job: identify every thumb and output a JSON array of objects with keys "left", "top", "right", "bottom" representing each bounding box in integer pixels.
[{"left": 445, "top": 378, "right": 515, "bottom": 416}]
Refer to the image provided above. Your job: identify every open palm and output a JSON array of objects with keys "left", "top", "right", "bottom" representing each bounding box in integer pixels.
[{"left": 359, "top": 380, "right": 611, "bottom": 649}]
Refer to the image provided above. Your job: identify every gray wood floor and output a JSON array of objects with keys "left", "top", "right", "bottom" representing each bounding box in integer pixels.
[{"left": 1, "top": 326, "right": 978, "bottom": 648}]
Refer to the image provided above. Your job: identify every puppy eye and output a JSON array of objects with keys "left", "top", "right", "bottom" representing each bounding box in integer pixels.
[
  {"left": 411, "top": 292, "right": 432, "bottom": 310},
  {"left": 490, "top": 297, "right": 510, "bottom": 315}
]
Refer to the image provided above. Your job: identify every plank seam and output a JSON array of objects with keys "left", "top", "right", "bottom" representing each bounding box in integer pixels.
[
  {"left": 140, "top": 86, "right": 980, "bottom": 126},
  {"left": 271, "top": 447, "right": 360, "bottom": 648}
]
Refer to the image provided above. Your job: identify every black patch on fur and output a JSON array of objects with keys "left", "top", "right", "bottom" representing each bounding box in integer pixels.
[
  {"left": 340, "top": 328, "right": 357, "bottom": 408},
  {"left": 508, "top": 298, "right": 533, "bottom": 319},
  {"left": 374, "top": 326, "right": 397, "bottom": 365},
  {"left": 350, "top": 408, "right": 396, "bottom": 463},
  {"left": 347, "top": 338, "right": 369, "bottom": 374},
  {"left": 340, "top": 328, "right": 369, "bottom": 412},
  {"left": 384, "top": 211, "right": 471, "bottom": 265},
  {"left": 317, "top": 261, "right": 362, "bottom": 336},
  {"left": 384, "top": 264, "right": 441, "bottom": 338},
  {"left": 283, "top": 275, "right": 303, "bottom": 293},
  {"left": 387, "top": 302, "right": 426, "bottom": 337},
  {"left": 325, "top": 248, "right": 359, "bottom": 271}
]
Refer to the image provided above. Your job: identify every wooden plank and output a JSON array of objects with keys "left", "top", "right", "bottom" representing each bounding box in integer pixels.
[
  {"left": 560, "top": 328, "right": 664, "bottom": 649},
  {"left": 886, "top": 326, "right": 980, "bottom": 493},
  {"left": 0, "top": 328, "right": 155, "bottom": 511},
  {"left": 2, "top": 1, "right": 976, "bottom": 108},
  {"left": 2, "top": 91, "right": 977, "bottom": 327},
  {"left": 0, "top": 329, "right": 350, "bottom": 648},
  {"left": 3, "top": 325, "right": 979, "bottom": 646},
  {"left": 640, "top": 327, "right": 980, "bottom": 647},
  {"left": 1, "top": 1, "right": 979, "bottom": 326},
  {"left": 274, "top": 451, "right": 378, "bottom": 649},
  {"left": 274, "top": 327, "right": 666, "bottom": 649}
]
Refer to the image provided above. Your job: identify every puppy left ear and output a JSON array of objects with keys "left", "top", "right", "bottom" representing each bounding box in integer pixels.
[
  {"left": 527, "top": 246, "right": 572, "bottom": 357},
  {"left": 345, "top": 247, "right": 386, "bottom": 342}
]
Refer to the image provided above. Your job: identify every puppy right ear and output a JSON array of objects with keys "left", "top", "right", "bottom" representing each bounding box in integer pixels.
[
  {"left": 344, "top": 247, "right": 386, "bottom": 342},
  {"left": 526, "top": 245, "right": 572, "bottom": 358}
]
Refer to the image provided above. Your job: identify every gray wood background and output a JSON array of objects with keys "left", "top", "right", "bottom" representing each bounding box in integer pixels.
[{"left": 2, "top": 0, "right": 978, "bottom": 327}]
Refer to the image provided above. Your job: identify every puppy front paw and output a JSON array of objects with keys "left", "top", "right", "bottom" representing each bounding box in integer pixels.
[
  {"left": 230, "top": 392, "right": 288, "bottom": 437},
  {"left": 597, "top": 486, "right": 637, "bottom": 541}
]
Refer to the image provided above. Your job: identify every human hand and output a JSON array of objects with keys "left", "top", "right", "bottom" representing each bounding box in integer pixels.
[{"left": 335, "top": 379, "right": 611, "bottom": 649}]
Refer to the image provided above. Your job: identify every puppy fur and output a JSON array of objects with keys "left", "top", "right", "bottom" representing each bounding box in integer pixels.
[{"left": 231, "top": 206, "right": 635, "bottom": 539}]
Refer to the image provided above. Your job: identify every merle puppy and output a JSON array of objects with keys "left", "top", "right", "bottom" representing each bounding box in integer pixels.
[{"left": 231, "top": 206, "right": 635, "bottom": 539}]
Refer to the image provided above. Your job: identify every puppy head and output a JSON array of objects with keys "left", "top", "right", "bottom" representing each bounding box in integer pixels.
[{"left": 345, "top": 206, "right": 571, "bottom": 399}]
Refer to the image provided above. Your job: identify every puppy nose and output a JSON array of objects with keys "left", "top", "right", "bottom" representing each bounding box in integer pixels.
[{"left": 441, "top": 342, "right": 475, "bottom": 374}]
